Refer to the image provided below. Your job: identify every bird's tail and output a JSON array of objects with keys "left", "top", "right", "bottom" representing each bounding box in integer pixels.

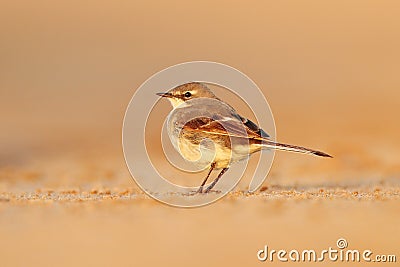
[{"left": 261, "top": 140, "right": 332, "bottom": 158}]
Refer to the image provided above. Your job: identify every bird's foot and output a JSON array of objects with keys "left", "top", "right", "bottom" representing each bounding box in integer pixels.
[
  {"left": 183, "top": 187, "right": 203, "bottom": 196},
  {"left": 183, "top": 187, "right": 221, "bottom": 195},
  {"left": 204, "top": 186, "right": 221, "bottom": 194}
]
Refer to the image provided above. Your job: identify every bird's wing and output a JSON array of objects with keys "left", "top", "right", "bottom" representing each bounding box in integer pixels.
[
  {"left": 181, "top": 114, "right": 268, "bottom": 140},
  {"left": 234, "top": 114, "right": 270, "bottom": 138}
]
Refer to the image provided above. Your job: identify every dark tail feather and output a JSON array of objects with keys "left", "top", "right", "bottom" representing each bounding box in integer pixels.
[{"left": 261, "top": 140, "right": 332, "bottom": 158}]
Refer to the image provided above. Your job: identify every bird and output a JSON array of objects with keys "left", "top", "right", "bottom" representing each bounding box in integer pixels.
[{"left": 157, "top": 82, "right": 331, "bottom": 194}]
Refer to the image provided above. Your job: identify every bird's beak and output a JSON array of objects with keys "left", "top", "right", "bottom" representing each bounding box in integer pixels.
[{"left": 156, "top": 92, "right": 173, "bottom": 98}]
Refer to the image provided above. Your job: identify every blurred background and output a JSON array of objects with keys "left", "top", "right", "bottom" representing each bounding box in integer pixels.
[{"left": 0, "top": 1, "right": 399, "bottom": 266}]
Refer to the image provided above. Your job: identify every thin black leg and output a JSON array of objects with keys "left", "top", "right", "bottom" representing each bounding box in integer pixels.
[
  {"left": 204, "top": 167, "right": 229, "bottom": 193},
  {"left": 196, "top": 162, "right": 216, "bottom": 193}
]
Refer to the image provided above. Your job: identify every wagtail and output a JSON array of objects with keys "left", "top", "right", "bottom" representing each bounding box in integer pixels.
[{"left": 157, "top": 82, "right": 331, "bottom": 193}]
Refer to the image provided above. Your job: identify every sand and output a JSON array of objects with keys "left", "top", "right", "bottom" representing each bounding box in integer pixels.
[{"left": 0, "top": 147, "right": 399, "bottom": 266}]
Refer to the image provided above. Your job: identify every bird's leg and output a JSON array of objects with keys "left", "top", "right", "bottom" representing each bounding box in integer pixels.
[
  {"left": 204, "top": 167, "right": 229, "bottom": 193},
  {"left": 196, "top": 162, "right": 216, "bottom": 193}
]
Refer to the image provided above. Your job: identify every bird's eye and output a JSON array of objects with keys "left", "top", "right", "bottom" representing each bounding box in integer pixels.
[{"left": 184, "top": 92, "right": 192, "bottom": 98}]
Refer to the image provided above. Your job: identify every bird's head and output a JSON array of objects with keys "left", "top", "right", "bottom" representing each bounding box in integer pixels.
[{"left": 157, "top": 82, "right": 218, "bottom": 108}]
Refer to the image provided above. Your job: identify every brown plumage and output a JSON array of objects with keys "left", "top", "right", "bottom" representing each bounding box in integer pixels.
[{"left": 157, "top": 82, "right": 332, "bottom": 193}]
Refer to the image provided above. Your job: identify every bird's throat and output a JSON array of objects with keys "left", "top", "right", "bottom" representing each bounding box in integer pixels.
[{"left": 168, "top": 98, "right": 188, "bottom": 109}]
